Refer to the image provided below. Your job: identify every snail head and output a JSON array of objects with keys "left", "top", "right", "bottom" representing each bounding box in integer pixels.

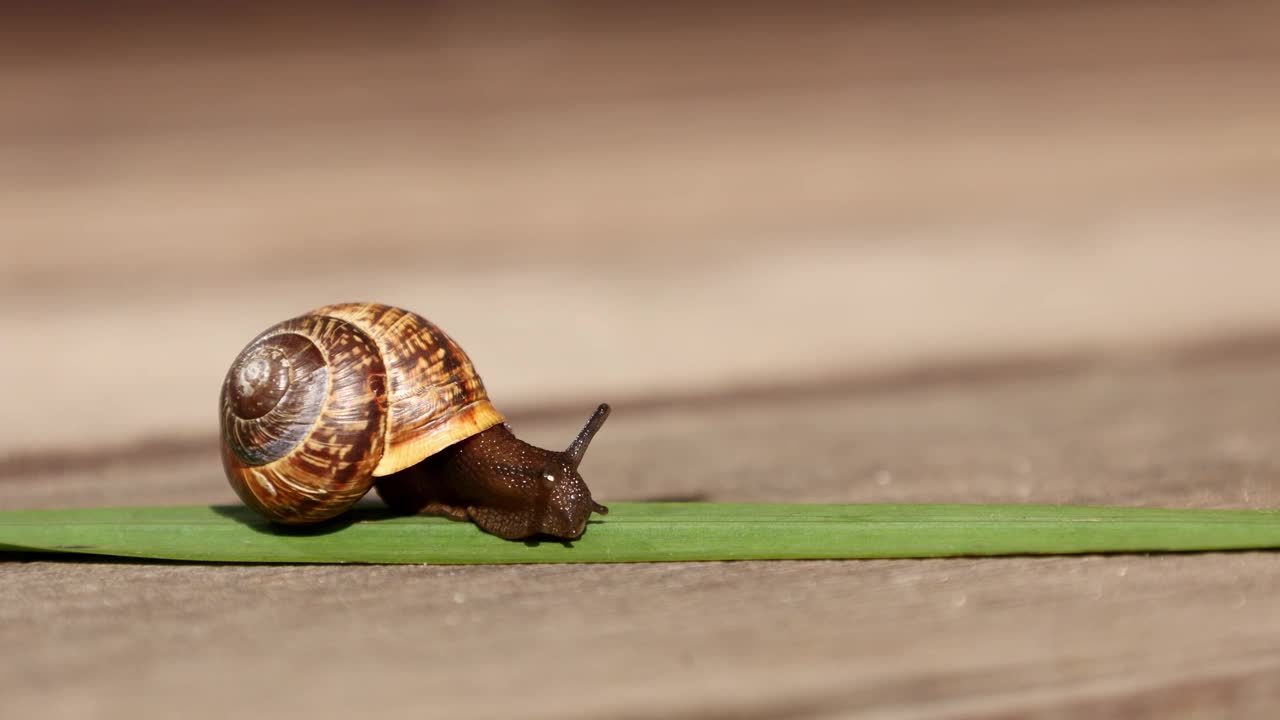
[
  {"left": 467, "top": 403, "right": 611, "bottom": 540},
  {"left": 376, "top": 403, "right": 613, "bottom": 540}
]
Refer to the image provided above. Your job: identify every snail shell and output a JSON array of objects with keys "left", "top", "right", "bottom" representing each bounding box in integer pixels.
[{"left": 220, "top": 303, "right": 504, "bottom": 524}]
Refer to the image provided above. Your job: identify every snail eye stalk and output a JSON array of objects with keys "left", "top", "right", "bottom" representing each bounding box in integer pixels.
[{"left": 565, "top": 403, "right": 611, "bottom": 468}]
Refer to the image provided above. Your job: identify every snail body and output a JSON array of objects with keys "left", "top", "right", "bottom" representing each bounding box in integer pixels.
[{"left": 219, "top": 302, "right": 609, "bottom": 540}]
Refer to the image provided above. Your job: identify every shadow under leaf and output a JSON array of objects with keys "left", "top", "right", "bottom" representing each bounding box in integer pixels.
[{"left": 210, "top": 503, "right": 407, "bottom": 536}]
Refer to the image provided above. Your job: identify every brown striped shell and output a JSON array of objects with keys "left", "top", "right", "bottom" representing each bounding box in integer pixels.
[{"left": 219, "top": 303, "right": 505, "bottom": 524}]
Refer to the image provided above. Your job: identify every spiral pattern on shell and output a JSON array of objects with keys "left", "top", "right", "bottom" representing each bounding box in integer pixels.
[{"left": 219, "top": 303, "right": 505, "bottom": 524}]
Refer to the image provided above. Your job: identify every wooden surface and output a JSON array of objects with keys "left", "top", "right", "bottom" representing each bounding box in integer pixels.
[{"left": 3, "top": 2, "right": 1280, "bottom": 717}]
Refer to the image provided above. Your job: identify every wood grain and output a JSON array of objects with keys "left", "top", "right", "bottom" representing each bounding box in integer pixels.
[
  {"left": 4, "top": 356, "right": 1280, "bottom": 718},
  {"left": 4, "top": 0, "right": 1280, "bottom": 454}
]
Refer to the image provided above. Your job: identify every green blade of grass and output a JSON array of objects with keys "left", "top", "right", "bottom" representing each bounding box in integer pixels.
[{"left": 2, "top": 503, "right": 1280, "bottom": 564}]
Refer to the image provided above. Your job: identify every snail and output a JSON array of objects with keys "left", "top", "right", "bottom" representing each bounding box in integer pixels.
[{"left": 218, "top": 302, "right": 610, "bottom": 540}]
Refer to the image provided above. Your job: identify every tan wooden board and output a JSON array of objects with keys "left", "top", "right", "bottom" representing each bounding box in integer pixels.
[{"left": 5, "top": 353, "right": 1280, "bottom": 718}]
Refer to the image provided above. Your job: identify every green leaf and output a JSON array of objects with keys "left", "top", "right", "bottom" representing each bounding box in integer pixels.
[{"left": 2, "top": 503, "right": 1279, "bottom": 564}]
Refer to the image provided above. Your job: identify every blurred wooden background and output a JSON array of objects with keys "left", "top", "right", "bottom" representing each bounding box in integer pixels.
[
  {"left": 3, "top": 2, "right": 1280, "bottom": 718},
  {"left": 5, "top": 0, "right": 1280, "bottom": 455}
]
